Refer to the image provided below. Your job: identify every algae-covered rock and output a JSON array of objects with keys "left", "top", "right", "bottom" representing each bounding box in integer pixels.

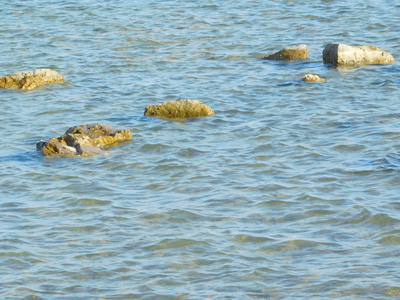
[
  {"left": 144, "top": 99, "right": 215, "bottom": 119},
  {"left": 37, "top": 123, "right": 131, "bottom": 157},
  {"left": 323, "top": 43, "right": 395, "bottom": 66},
  {"left": 302, "top": 74, "right": 326, "bottom": 83},
  {"left": 264, "top": 44, "right": 309, "bottom": 61},
  {"left": 0, "top": 68, "right": 65, "bottom": 90}
]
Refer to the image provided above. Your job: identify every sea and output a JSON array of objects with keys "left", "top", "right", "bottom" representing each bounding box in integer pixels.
[{"left": 1, "top": 1, "right": 400, "bottom": 299}]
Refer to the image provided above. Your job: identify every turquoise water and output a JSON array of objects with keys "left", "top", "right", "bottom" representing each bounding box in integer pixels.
[{"left": 1, "top": 1, "right": 400, "bottom": 299}]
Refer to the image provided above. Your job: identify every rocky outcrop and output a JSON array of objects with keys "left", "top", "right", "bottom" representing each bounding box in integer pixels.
[
  {"left": 144, "top": 99, "right": 215, "bottom": 119},
  {"left": 264, "top": 44, "right": 308, "bottom": 61},
  {"left": 0, "top": 68, "right": 65, "bottom": 90},
  {"left": 36, "top": 124, "right": 131, "bottom": 157},
  {"left": 323, "top": 43, "right": 395, "bottom": 66},
  {"left": 302, "top": 74, "right": 326, "bottom": 83}
]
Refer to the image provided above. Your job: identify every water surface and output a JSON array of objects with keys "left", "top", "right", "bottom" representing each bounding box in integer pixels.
[{"left": 1, "top": 1, "right": 400, "bottom": 299}]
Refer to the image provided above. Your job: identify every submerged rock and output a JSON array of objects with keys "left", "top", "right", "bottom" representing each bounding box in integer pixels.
[
  {"left": 144, "top": 99, "right": 215, "bottom": 119},
  {"left": 264, "top": 44, "right": 308, "bottom": 61},
  {"left": 37, "top": 123, "right": 131, "bottom": 157},
  {"left": 302, "top": 74, "right": 326, "bottom": 83},
  {"left": 323, "top": 43, "right": 395, "bottom": 66},
  {"left": 0, "top": 68, "right": 64, "bottom": 90}
]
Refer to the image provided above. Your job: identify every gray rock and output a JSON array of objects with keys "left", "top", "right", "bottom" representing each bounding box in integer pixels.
[
  {"left": 323, "top": 43, "right": 395, "bottom": 66},
  {"left": 144, "top": 99, "right": 215, "bottom": 119},
  {"left": 37, "top": 123, "right": 131, "bottom": 157},
  {"left": 0, "top": 68, "right": 64, "bottom": 90},
  {"left": 264, "top": 44, "right": 309, "bottom": 61}
]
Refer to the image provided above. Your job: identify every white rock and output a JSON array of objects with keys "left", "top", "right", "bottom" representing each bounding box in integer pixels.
[{"left": 323, "top": 43, "right": 395, "bottom": 66}]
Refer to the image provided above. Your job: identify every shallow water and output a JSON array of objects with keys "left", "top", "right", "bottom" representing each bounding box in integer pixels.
[{"left": 1, "top": 1, "right": 400, "bottom": 299}]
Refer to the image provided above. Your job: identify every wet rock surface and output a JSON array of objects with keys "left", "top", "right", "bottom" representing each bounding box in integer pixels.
[
  {"left": 144, "top": 99, "right": 215, "bottom": 119},
  {"left": 264, "top": 44, "right": 309, "bottom": 61},
  {"left": 37, "top": 124, "right": 131, "bottom": 157},
  {"left": 302, "top": 74, "right": 326, "bottom": 83},
  {"left": 0, "top": 68, "right": 65, "bottom": 90}
]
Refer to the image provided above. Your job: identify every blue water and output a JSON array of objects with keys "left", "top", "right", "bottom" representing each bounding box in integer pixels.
[{"left": 1, "top": 1, "right": 400, "bottom": 299}]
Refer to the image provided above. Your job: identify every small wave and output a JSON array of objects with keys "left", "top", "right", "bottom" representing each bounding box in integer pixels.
[
  {"left": 232, "top": 234, "right": 274, "bottom": 244},
  {"left": 145, "top": 238, "right": 210, "bottom": 250},
  {"left": 378, "top": 235, "right": 400, "bottom": 244},
  {"left": 261, "top": 239, "right": 338, "bottom": 254},
  {"left": 138, "top": 143, "right": 175, "bottom": 153},
  {"left": 75, "top": 251, "right": 120, "bottom": 260},
  {"left": 177, "top": 147, "right": 206, "bottom": 157},
  {"left": 339, "top": 209, "right": 400, "bottom": 227},
  {"left": 75, "top": 198, "right": 112, "bottom": 206},
  {"left": 375, "top": 153, "right": 400, "bottom": 170}
]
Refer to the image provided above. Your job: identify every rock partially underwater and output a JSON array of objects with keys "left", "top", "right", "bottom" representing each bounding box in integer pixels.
[
  {"left": 323, "top": 43, "right": 395, "bottom": 66},
  {"left": 144, "top": 99, "right": 215, "bottom": 119},
  {"left": 0, "top": 68, "right": 65, "bottom": 90},
  {"left": 264, "top": 44, "right": 309, "bottom": 61},
  {"left": 37, "top": 124, "right": 131, "bottom": 157},
  {"left": 302, "top": 74, "right": 326, "bottom": 83}
]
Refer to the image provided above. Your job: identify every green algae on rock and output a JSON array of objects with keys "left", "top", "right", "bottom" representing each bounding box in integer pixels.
[
  {"left": 264, "top": 44, "right": 309, "bottom": 61},
  {"left": 0, "top": 68, "right": 65, "bottom": 90},
  {"left": 37, "top": 124, "right": 131, "bottom": 157},
  {"left": 144, "top": 99, "right": 215, "bottom": 119}
]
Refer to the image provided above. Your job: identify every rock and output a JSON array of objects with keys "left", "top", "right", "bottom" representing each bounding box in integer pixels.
[
  {"left": 37, "top": 123, "right": 131, "bottom": 157},
  {"left": 302, "top": 74, "right": 326, "bottom": 83},
  {"left": 0, "top": 68, "right": 64, "bottom": 90},
  {"left": 144, "top": 99, "right": 215, "bottom": 119},
  {"left": 323, "top": 43, "right": 395, "bottom": 66},
  {"left": 264, "top": 44, "right": 308, "bottom": 61}
]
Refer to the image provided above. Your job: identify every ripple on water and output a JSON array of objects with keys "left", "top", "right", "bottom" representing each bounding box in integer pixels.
[{"left": 2, "top": 0, "right": 400, "bottom": 299}]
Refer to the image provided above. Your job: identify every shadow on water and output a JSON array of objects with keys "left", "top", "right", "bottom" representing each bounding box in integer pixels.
[
  {"left": 0, "top": 151, "right": 41, "bottom": 164},
  {"left": 0, "top": 150, "right": 97, "bottom": 165},
  {"left": 277, "top": 81, "right": 302, "bottom": 87}
]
